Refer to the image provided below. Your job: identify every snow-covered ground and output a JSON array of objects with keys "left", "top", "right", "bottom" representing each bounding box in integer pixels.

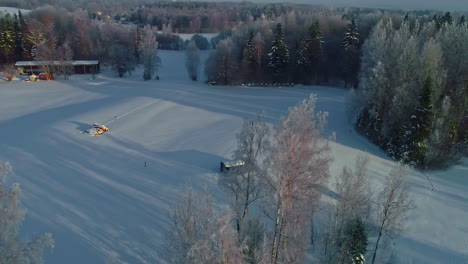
[
  {"left": 0, "top": 6, "right": 31, "bottom": 15},
  {"left": 0, "top": 50, "right": 467, "bottom": 263}
]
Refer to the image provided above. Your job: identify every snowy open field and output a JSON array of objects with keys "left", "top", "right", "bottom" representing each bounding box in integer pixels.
[
  {"left": 0, "top": 6, "right": 31, "bottom": 15},
  {"left": 0, "top": 50, "right": 467, "bottom": 263}
]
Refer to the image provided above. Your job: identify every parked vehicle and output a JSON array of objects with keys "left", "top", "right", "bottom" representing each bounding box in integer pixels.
[{"left": 38, "top": 72, "right": 55, "bottom": 80}]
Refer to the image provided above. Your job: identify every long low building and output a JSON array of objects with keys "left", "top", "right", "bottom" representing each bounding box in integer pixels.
[{"left": 15, "top": 60, "right": 100, "bottom": 75}]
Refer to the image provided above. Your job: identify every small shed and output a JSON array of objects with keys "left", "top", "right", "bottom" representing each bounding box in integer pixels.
[{"left": 220, "top": 160, "right": 245, "bottom": 173}]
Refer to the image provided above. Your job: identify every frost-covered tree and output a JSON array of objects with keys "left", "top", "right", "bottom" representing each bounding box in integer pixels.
[
  {"left": 185, "top": 41, "right": 200, "bottom": 81},
  {"left": 219, "top": 115, "right": 269, "bottom": 235},
  {"left": 0, "top": 162, "right": 54, "bottom": 264},
  {"left": 109, "top": 43, "right": 135, "bottom": 78},
  {"left": 371, "top": 165, "right": 414, "bottom": 264},
  {"left": 322, "top": 156, "right": 371, "bottom": 264},
  {"left": 265, "top": 94, "right": 330, "bottom": 264},
  {"left": 205, "top": 38, "right": 237, "bottom": 85},
  {"left": 166, "top": 186, "right": 245, "bottom": 263},
  {"left": 165, "top": 186, "right": 215, "bottom": 263},
  {"left": 268, "top": 23, "right": 289, "bottom": 78},
  {"left": 357, "top": 19, "right": 466, "bottom": 167},
  {"left": 57, "top": 42, "right": 73, "bottom": 80},
  {"left": 139, "top": 26, "right": 160, "bottom": 80},
  {"left": 254, "top": 32, "right": 264, "bottom": 71},
  {"left": 341, "top": 218, "right": 367, "bottom": 264},
  {"left": 1, "top": 64, "right": 18, "bottom": 82}
]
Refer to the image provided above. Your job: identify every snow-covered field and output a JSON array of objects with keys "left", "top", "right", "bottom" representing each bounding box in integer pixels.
[
  {"left": 0, "top": 6, "right": 31, "bottom": 15},
  {"left": 0, "top": 50, "right": 467, "bottom": 264}
]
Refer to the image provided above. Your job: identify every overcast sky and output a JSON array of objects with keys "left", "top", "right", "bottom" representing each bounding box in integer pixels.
[{"left": 208, "top": 0, "right": 468, "bottom": 11}]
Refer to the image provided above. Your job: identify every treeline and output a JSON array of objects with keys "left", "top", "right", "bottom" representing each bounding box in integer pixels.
[
  {"left": 164, "top": 97, "right": 414, "bottom": 264},
  {"left": 203, "top": 10, "right": 374, "bottom": 87},
  {"left": 355, "top": 18, "right": 468, "bottom": 168}
]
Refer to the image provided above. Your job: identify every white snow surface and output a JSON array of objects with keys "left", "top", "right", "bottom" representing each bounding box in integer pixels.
[
  {"left": 0, "top": 6, "right": 31, "bottom": 15},
  {"left": 0, "top": 50, "right": 467, "bottom": 263}
]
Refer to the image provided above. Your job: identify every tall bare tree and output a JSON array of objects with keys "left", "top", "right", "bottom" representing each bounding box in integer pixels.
[
  {"left": 0, "top": 162, "right": 54, "bottom": 264},
  {"left": 219, "top": 114, "right": 270, "bottom": 235},
  {"left": 139, "top": 26, "right": 160, "bottom": 80},
  {"left": 265, "top": 94, "right": 331, "bottom": 264},
  {"left": 185, "top": 41, "right": 200, "bottom": 81},
  {"left": 371, "top": 165, "right": 414, "bottom": 264}
]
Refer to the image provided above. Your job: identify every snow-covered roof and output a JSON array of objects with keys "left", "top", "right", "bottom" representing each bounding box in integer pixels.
[
  {"left": 15, "top": 60, "right": 99, "bottom": 66},
  {"left": 222, "top": 160, "right": 245, "bottom": 168}
]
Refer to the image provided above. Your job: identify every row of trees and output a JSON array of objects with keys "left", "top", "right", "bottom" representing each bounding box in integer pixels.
[
  {"left": 204, "top": 16, "right": 361, "bottom": 87},
  {"left": 355, "top": 19, "right": 468, "bottom": 168},
  {"left": 164, "top": 95, "right": 414, "bottom": 264}
]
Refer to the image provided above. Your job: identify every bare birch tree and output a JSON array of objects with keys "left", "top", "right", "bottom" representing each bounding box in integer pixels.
[
  {"left": 165, "top": 186, "right": 215, "bottom": 264},
  {"left": 185, "top": 41, "right": 200, "bottom": 81},
  {"left": 0, "top": 162, "right": 55, "bottom": 264},
  {"left": 371, "top": 165, "right": 414, "bottom": 264},
  {"left": 139, "top": 26, "right": 160, "bottom": 80},
  {"left": 323, "top": 155, "right": 372, "bottom": 264},
  {"left": 219, "top": 114, "right": 270, "bottom": 235},
  {"left": 265, "top": 94, "right": 331, "bottom": 264}
]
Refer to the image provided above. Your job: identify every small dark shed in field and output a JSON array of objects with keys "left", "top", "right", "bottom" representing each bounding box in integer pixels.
[{"left": 220, "top": 160, "right": 245, "bottom": 172}]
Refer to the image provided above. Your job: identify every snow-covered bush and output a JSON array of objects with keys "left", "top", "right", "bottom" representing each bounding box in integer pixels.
[{"left": 1, "top": 64, "right": 17, "bottom": 82}]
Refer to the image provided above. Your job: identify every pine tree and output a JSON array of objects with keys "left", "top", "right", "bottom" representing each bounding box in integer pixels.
[
  {"left": 242, "top": 32, "right": 256, "bottom": 81},
  {"left": 407, "top": 77, "right": 434, "bottom": 165},
  {"left": 341, "top": 218, "right": 368, "bottom": 264},
  {"left": 243, "top": 31, "right": 256, "bottom": 66},
  {"left": 442, "top": 12, "right": 453, "bottom": 25},
  {"left": 297, "top": 21, "right": 322, "bottom": 84},
  {"left": 13, "top": 13, "right": 23, "bottom": 61},
  {"left": 268, "top": 23, "right": 289, "bottom": 78},
  {"left": 18, "top": 10, "right": 32, "bottom": 60},
  {"left": 342, "top": 18, "right": 360, "bottom": 88},
  {"left": 0, "top": 14, "right": 16, "bottom": 63},
  {"left": 458, "top": 15, "right": 466, "bottom": 26},
  {"left": 343, "top": 17, "right": 360, "bottom": 48}
]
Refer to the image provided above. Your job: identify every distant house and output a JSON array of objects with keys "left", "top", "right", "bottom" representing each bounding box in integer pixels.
[
  {"left": 220, "top": 160, "right": 245, "bottom": 173},
  {"left": 15, "top": 60, "right": 100, "bottom": 75}
]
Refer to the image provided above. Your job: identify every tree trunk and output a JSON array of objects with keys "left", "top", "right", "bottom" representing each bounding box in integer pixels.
[
  {"left": 371, "top": 230, "right": 383, "bottom": 264},
  {"left": 271, "top": 205, "right": 281, "bottom": 264}
]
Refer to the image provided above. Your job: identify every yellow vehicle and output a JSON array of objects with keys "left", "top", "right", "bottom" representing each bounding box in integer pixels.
[{"left": 86, "top": 123, "right": 109, "bottom": 136}]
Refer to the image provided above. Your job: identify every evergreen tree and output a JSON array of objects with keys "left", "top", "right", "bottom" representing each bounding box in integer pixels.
[
  {"left": 341, "top": 218, "right": 368, "bottom": 264},
  {"left": 458, "top": 15, "right": 466, "bottom": 26},
  {"left": 241, "top": 31, "right": 256, "bottom": 81},
  {"left": 296, "top": 21, "right": 322, "bottom": 84},
  {"left": 18, "top": 10, "right": 32, "bottom": 60},
  {"left": 343, "top": 17, "right": 360, "bottom": 48},
  {"left": 0, "top": 14, "right": 16, "bottom": 63},
  {"left": 407, "top": 77, "right": 434, "bottom": 165},
  {"left": 13, "top": 13, "right": 23, "bottom": 61},
  {"left": 342, "top": 17, "right": 360, "bottom": 88},
  {"left": 243, "top": 31, "right": 255, "bottom": 66},
  {"left": 442, "top": 12, "right": 453, "bottom": 25},
  {"left": 268, "top": 23, "right": 289, "bottom": 79}
]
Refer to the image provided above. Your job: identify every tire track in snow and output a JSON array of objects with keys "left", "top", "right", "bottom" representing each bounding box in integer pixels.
[{"left": 103, "top": 99, "right": 160, "bottom": 126}]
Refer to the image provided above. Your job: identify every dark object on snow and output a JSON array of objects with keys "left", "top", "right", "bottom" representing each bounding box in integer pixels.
[{"left": 220, "top": 160, "right": 245, "bottom": 172}]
